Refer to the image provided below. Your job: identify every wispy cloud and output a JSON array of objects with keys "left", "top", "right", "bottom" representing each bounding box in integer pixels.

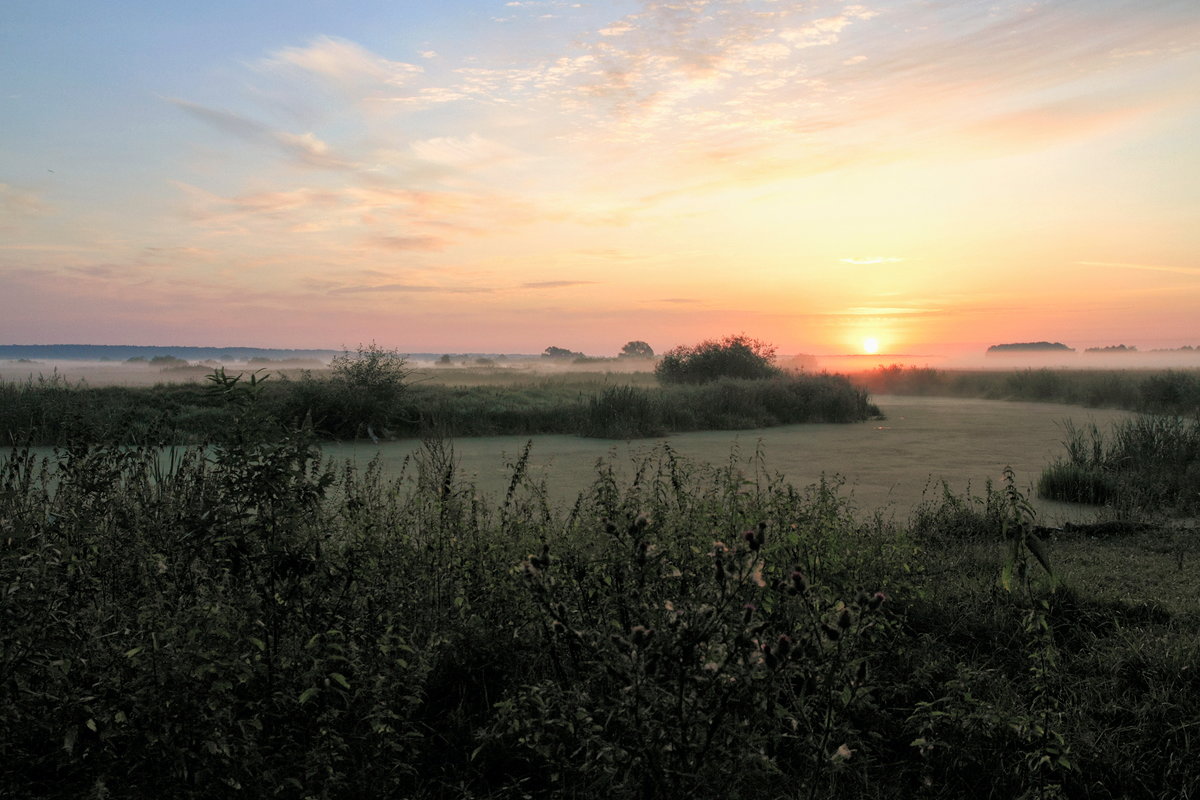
[
  {"left": 329, "top": 283, "right": 493, "bottom": 295},
  {"left": 0, "top": 183, "right": 50, "bottom": 219},
  {"left": 170, "top": 99, "right": 356, "bottom": 169},
  {"left": 521, "top": 280, "right": 597, "bottom": 288}
]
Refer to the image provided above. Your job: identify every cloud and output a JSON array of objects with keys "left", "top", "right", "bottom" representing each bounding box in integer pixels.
[
  {"left": 260, "top": 36, "right": 423, "bottom": 89},
  {"left": 329, "top": 283, "right": 492, "bottom": 294},
  {"left": 521, "top": 280, "right": 597, "bottom": 288},
  {"left": 410, "top": 133, "right": 522, "bottom": 168},
  {"left": 369, "top": 235, "right": 446, "bottom": 251},
  {"left": 170, "top": 99, "right": 356, "bottom": 169},
  {"left": 0, "top": 183, "right": 49, "bottom": 219}
]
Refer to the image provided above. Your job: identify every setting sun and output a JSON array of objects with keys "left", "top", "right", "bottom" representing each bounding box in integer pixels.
[{"left": 863, "top": 337, "right": 880, "bottom": 355}]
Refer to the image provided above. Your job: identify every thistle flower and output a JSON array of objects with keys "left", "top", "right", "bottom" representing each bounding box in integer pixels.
[
  {"left": 630, "top": 625, "right": 655, "bottom": 648},
  {"left": 775, "top": 634, "right": 792, "bottom": 659},
  {"left": 790, "top": 568, "right": 808, "bottom": 596}
]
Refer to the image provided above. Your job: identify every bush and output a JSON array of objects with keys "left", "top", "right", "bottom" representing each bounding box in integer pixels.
[
  {"left": 329, "top": 343, "right": 411, "bottom": 441},
  {"left": 655, "top": 334, "right": 782, "bottom": 384}
]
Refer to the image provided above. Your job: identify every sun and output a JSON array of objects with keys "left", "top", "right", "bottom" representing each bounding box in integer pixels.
[{"left": 862, "top": 337, "right": 880, "bottom": 355}]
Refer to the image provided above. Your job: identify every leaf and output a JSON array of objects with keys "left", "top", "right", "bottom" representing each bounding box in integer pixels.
[
  {"left": 1025, "top": 534, "right": 1055, "bottom": 580},
  {"left": 85, "top": 719, "right": 97, "bottom": 733},
  {"left": 124, "top": 646, "right": 143, "bottom": 658},
  {"left": 999, "top": 562, "right": 1014, "bottom": 593},
  {"left": 330, "top": 672, "right": 351, "bottom": 690},
  {"left": 248, "top": 637, "right": 266, "bottom": 652},
  {"left": 298, "top": 687, "right": 319, "bottom": 705}
]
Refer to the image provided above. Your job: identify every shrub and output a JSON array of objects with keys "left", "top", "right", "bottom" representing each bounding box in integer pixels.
[
  {"left": 655, "top": 334, "right": 782, "bottom": 384},
  {"left": 329, "top": 343, "right": 411, "bottom": 441}
]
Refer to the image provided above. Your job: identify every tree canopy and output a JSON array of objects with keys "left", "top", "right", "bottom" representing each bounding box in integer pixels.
[{"left": 619, "top": 340, "right": 655, "bottom": 359}]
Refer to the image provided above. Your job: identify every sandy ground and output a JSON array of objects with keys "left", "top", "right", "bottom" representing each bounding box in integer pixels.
[{"left": 320, "top": 395, "right": 1136, "bottom": 525}]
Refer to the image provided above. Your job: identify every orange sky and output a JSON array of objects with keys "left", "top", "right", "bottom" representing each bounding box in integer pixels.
[{"left": 2, "top": 0, "right": 1199, "bottom": 357}]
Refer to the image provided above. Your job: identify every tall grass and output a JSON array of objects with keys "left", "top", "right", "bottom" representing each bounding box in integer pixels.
[
  {"left": 1038, "top": 415, "right": 1200, "bottom": 514},
  {"left": 0, "top": 372, "right": 878, "bottom": 445},
  {"left": 857, "top": 365, "right": 1200, "bottom": 415},
  {"left": 4, "top": 427, "right": 1198, "bottom": 797}
]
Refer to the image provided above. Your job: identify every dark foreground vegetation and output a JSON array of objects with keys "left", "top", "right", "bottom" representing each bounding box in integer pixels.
[
  {"left": 856, "top": 365, "right": 1200, "bottom": 417},
  {"left": 1038, "top": 415, "right": 1200, "bottom": 515},
  {"left": 3, "top": 380, "right": 1199, "bottom": 798},
  {"left": 0, "top": 370, "right": 875, "bottom": 446}
]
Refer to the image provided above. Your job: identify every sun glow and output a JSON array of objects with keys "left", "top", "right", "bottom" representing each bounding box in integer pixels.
[{"left": 862, "top": 337, "right": 880, "bottom": 355}]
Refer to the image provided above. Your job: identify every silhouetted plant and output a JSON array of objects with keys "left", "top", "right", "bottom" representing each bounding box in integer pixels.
[{"left": 655, "top": 334, "right": 782, "bottom": 384}]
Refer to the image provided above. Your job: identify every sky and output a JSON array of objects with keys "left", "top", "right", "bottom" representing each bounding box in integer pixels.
[{"left": 2, "top": 0, "right": 1198, "bottom": 358}]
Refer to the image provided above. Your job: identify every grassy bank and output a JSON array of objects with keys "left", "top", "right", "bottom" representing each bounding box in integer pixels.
[
  {"left": 2, "top": 427, "right": 1197, "bottom": 798},
  {"left": 0, "top": 371, "right": 876, "bottom": 446},
  {"left": 856, "top": 365, "right": 1200, "bottom": 416}
]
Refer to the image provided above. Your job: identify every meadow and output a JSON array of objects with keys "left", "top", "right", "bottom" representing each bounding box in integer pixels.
[{"left": 2, "top": 361, "right": 1199, "bottom": 797}]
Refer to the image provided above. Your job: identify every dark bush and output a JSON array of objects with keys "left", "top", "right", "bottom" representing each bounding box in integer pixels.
[{"left": 655, "top": 334, "right": 782, "bottom": 384}]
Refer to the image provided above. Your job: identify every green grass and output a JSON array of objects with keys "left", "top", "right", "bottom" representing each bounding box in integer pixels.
[{"left": 3, "top": 418, "right": 1198, "bottom": 798}]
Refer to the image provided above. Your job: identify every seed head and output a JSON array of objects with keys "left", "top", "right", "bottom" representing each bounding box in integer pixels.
[
  {"left": 775, "top": 634, "right": 792, "bottom": 658},
  {"left": 837, "top": 608, "right": 853, "bottom": 630},
  {"left": 630, "top": 625, "right": 655, "bottom": 648},
  {"left": 790, "top": 569, "right": 808, "bottom": 596}
]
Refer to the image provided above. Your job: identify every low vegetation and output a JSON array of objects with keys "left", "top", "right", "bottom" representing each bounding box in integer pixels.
[
  {"left": 0, "top": 357, "right": 876, "bottom": 447},
  {"left": 3, "top": 384, "right": 1197, "bottom": 797},
  {"left": 857, "top": 364, "right": 1200, "bottom": 416},
  {"left": 1038, "top": 416, "right": 1200, "bottom": 515}
]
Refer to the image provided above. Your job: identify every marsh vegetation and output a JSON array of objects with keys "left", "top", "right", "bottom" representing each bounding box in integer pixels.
[{"left": 2, "top": 356, "right": 1199, "bottom": 797}]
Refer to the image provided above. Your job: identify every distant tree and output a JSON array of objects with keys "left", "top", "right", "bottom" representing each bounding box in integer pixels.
[
  {"left": 986, "top": 342, "right": 1075, "bottom": 354},
  {"left": 619, "top": 340, "right": 655, "bottom": 359},
  {"left": 330, "top": 342, "right": 411, "bottom": 442},
  {"left": 437, "top": 354, "right": 453, "bottom": 365},
  {"left": 655, "top": 334, "right": 781, "bottom": 384},
  {"left": 542, "top": 346, "right": 583, "bottom": 359}
]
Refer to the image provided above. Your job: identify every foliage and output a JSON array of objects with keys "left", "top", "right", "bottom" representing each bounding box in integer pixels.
[
  {"left": 328, "top": 343, "right": 412, "bottom": 441},
  {"left": 0, "top": 370, "right": 877, "bottom": 446},
  {"left": 854, "top": 366, "right": 1200, "bottom": 416},
  {"left": 618, "top": 340, "right": 654, "bottom": 359},
  {"left": 1038, "top": 415, "right": 1200, "bottom": 514},
  {"left": 2, "top": 426, "right": 1199, "bottom": 797},
  {"left": 655, "top": 334, "right": 782, "bottom": 384},
  {"left": 542, "top": 346, "right": 583, "bottom": 359}
]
